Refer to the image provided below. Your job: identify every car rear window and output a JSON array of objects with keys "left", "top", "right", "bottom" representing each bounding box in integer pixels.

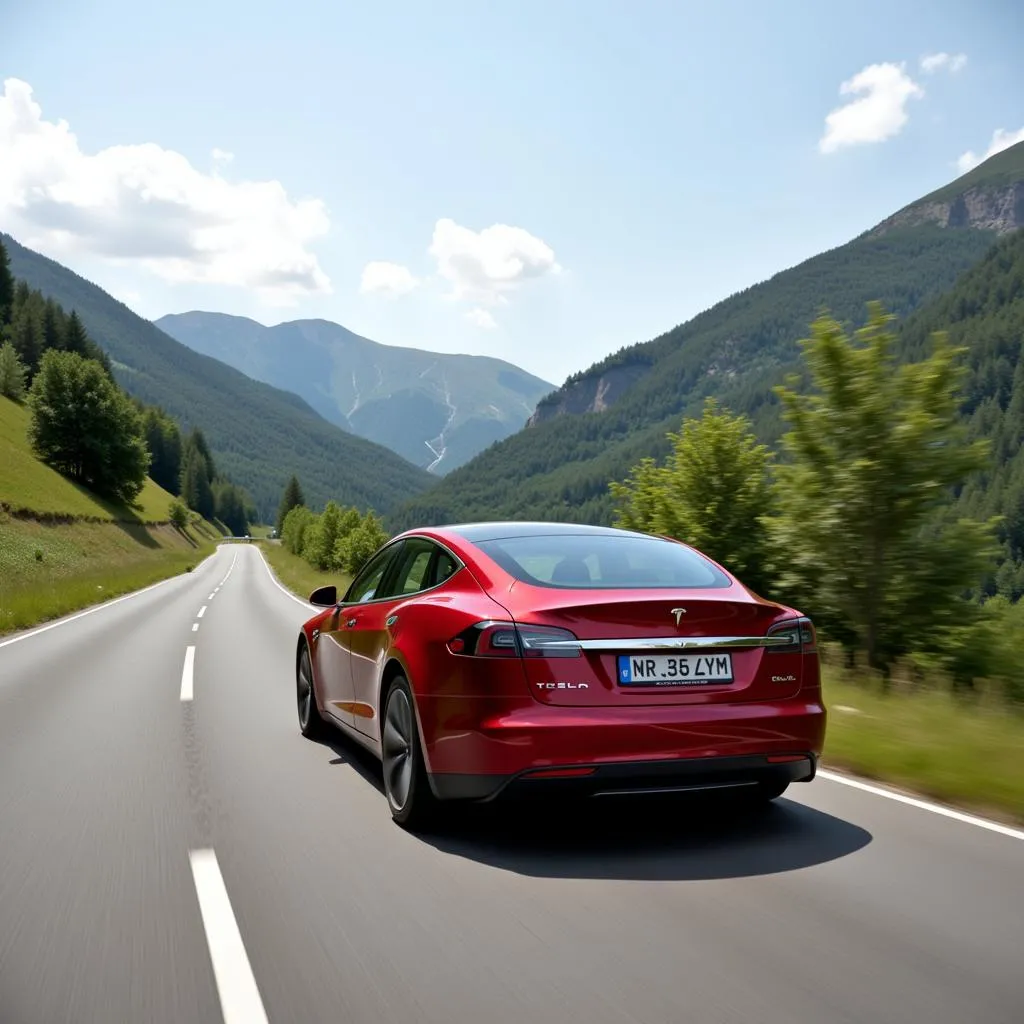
[{"left": 476, "top": 533, "right": 731, "bottom": 589}]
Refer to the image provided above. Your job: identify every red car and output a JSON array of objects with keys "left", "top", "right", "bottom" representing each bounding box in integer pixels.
[{"left": 295, "top": 522, "right": 826, "bottom": 829}]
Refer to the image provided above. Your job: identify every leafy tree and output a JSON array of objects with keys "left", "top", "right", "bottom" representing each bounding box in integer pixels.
[
  {"left": 169, "top": 499, "right": 189, "bottom": 530},
  {"left": 303, "top": 500, "right": 349, "bottom": 569},
  {"left": 276, "top": 475, "right": 305, "bottom": 535},
  {"left": 610, "top": 397, "right": 774, "bottom": 591},
  {"left": 27, "top": 349, "right": 150, "bottom": 503},
  {"left": 0, "top": 340, "right": 27, "bottom": 401},
  {"left": 281, "top": 505, "right": 315, "bottom": 555},
  {"left": 768, "top": 302, "right": 998, "bottom": 671},
  {"left": 0, "top": 239, "right": 13, "bottom": 326},
  {"left": 335, "top": 511, "right": 389, "bottom": 574}
]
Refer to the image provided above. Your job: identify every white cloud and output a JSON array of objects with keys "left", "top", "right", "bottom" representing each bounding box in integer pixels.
[
  {"left": 211, "top": 148, "right": 234, "bottom": 164},
  {"left": 428, "top": 217, "right": 560, "bottom": 306},
  {"left": 921, "top": 52, "right": 967, "bottom": 74},
  {"left": 819, "top": 62, "right": 924, "bottom": 154},
  {"left": 465, "top": 307, "right": 497, "bottom": 329},
  {"left": 956, "top": 126, "right": 1024, "bottom": 175},
  {"left": 0, "top": 78, "right": 331, "bottom": 304},
  {"left": 359, "top": 260, "right": 419, "bottom": 296}
]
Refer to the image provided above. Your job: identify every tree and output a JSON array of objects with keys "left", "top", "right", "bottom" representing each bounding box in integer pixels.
[
  {"left": 610, "top": 397, "right": 774, "bottom": 591},
  {"left": 276, "top": 475, "right": 305, "bottom": 535},
  {"left": 42, "top": 300, "right": 64, "bottom": 352},
  {"left": 0, "top": 340, "right": 27, "bottom": 400},
  {"left": 184, "top": 427, "right": 216, "bottom": 482},
  {"left": 63, "top": 310, "right": 90, "bottom": 357},
  {"left": 0, "top": 239, "right": 13, "bottom": 327},
  {"left": 180, "top": 446, "right": 215, "bottom": 519},
  {"left": 335, "top": 511, "right": 389, "bottom": 574},
  {"left": 169, "top": 499, "right": 189, "bottom": 531},
  {"left": 214, "top": 480, "right": 249, "bottom": 536},
  {"left": 27, "top": 349, "right": 150, "bottom": 503},
  {"left": 768, "top": 302, "right": 998, "bottom": 670},
  {"left": 281, "top": 505, "right": 315, "bottom": 555}
]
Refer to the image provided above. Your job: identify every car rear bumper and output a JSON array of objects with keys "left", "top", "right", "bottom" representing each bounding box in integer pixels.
[
  {"left": 419, "top": 696, "right": 826, "bottom": 803},
  {"left": 429, "top": 752, "right": 817, "bottom": 802}
]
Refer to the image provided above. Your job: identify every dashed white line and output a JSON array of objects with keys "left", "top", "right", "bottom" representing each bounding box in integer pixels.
[
  {"left": 197, "top": 606, "right": 207, "bottom": 618},
  {"left": 192, "top": 623, "right": 199, "bottom": 633},
  {"left": 180, "top": 646, "right": 196, "bottom": 703},
  {"left": 189, "top": 849, "right": 269, "bottom": 1024},
  {"left": 0, "top": 550, "right": 220, "bottom": 651},
  {"left": 817, "top": 769, "right": 1024, "bottom": 842},
  {"left": 209, "top": 593, "right": 216, "bottom": 600}
]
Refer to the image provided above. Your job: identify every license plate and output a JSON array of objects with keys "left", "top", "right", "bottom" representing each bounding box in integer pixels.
[{"left": 617, "top": 652, "right": 733, "bottom": 687}]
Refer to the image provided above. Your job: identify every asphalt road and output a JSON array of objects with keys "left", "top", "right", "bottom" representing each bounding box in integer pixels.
[{"left": 1, "top": 543, "right": 1022, "bottom": 1024}]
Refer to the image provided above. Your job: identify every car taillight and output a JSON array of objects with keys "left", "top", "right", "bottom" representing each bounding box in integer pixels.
[
  {"left": 447, "top": 621, "right": 581, "bottom": 659},
  {"left": 766, "top": 616, "right": 817, "bottom": 654}
]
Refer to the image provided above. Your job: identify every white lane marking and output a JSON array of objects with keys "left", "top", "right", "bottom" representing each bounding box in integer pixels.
[
  {"left": 180, "top": 646, "right": 195, "bottom": 703},
  {"left": 192, "top": 623, "right": 199, "bottom": 633},
  {"left": 817, "top": 769, "right": 1024, "bottom": 842},
  {"left": 217, "top": 549, "right": 239, "bottom": 588},
  {"left": 0, "top": 550, "right": 220, "bottom": 651},
  {"left": 209, "top": 593, "right": 216, "bottom": 600},
  {"left": 197, "top": 606, "right": 207, "bottom": 618},
  {"left": 254, "top": 546, "right": 315, "bottom": 611},
  {"left": 189, "top": 849, "right": 269, "bottom": 1024}
]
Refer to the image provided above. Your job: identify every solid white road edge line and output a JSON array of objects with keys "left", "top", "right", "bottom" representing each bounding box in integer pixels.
[
  {"left": 180, "top": 646, "right": 196, "bottom": 703},
  {"left": 816, "top": 769, "right": 1024, "bottom": 842},
  {"left": 189, "top": 848, "right": 270, "bottom": 1024},
  {"left": 0, "top": 549, "right": 221, "bottom": 651},
  {"left": 254, "top": 546, "right": 315, "bottom": 611},
  {"left": 198, "top": 606, "right": 207, "bottom": 618}
]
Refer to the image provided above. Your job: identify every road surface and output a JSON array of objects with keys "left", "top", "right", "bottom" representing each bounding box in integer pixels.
[{"left": 1, "top": 543, "right": 1021, "bottom": 1024}]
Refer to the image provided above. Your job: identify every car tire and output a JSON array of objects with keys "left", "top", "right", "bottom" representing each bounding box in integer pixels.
[
  {"left": 381, "top": 675, "right": 439, "bottom": 831},
  {"left": 297, "top": 643, "right": 330, "bottom": 740}
]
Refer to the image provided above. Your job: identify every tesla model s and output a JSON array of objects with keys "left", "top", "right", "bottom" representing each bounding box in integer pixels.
[{"left": 294, "top": 522, "right": 826, "bottom": 829}]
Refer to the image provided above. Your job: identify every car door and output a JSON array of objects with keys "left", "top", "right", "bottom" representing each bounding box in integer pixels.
[
  {"left": 347, "top": 538, "right": 441, "bottom": 741},
  {"left": 315, "top": 542, "right": 399, "bottom": 730}
]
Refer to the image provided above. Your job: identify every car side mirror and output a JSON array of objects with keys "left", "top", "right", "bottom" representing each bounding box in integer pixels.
[{"left": 309, "top": 585, "right": 337, "bottom": 607}]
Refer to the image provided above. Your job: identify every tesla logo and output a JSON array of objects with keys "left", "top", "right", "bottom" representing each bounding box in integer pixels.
[
  {"left": 536, "top": 682, "right": 590, "bottom": 690},
  {"left": 670, "top": 607, "right": 687, "bottom": 626}
]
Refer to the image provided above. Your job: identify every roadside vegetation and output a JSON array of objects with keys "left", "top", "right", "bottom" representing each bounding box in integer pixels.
[
  {"left": 610, "top": 296, "right": 1024, "bottom": 821},
  {"left": 258, "top": 537, "right": 351, "bottom": 603},
  {"left": 0, "top": 240, "right": 234, "bottom": 633}
]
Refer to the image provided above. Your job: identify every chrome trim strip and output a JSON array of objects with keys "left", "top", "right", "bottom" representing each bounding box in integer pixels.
[{"left": 541, "top": 634, "right": 794, "bottom": 651}]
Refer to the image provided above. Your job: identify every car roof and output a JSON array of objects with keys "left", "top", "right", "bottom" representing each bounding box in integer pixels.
[{"left": 425, "top": 521, "right": 655, "bottom": 544}]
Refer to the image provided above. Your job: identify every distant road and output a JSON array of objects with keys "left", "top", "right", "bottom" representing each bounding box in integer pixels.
[{"left": 1, "top": 544, "right": 1021, "bottom": 1024}]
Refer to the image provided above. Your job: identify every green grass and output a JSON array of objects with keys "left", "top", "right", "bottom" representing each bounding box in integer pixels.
[
  {"left": 0, "top": 512, "right": 221, "bottom": 634},
  {"left": 258, "top": 540, "right": 351, "bottom": 602},
  {"left": 248, "top": 523, "right": 273, "bottom": 539},
  {"left": 822, "top": 668, "right": 1024, "bottom": 824},
  {"left": 0, "top": 396, "right": 177, "bottom": 523}
]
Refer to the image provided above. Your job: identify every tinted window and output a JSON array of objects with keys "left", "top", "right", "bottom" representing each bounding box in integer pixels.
[
  {"left": 476, "top": 534, "right": 730, "bottom": 589},
  {"left": 431, "top": 550, "right": 459, "bottom": 588},
  {"left": 381, "top": 539, "right": 436, "bottom": 598},
  {"left": 344, "top": 544, "right": 397, "bottom": 603}
]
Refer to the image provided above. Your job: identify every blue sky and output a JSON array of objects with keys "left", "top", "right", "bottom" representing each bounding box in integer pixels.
[{"left": 2, "top": 0, "right": 1022, "bottom": 385}]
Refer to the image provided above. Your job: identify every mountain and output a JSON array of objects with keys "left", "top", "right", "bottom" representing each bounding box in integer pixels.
[
  {"left": 392, "top": 142, "right": 1024, "bottom": 531},
  {"left": 1, "top": 235, "right": 433, "bottom": 520},
  {"left": 154, "top": 312, "right": 555, "bottom": 474}
]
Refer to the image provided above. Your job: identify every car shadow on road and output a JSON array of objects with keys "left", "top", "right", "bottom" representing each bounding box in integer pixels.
[{"left": 420, "top": 794, "right": 872, "bottom": 882}]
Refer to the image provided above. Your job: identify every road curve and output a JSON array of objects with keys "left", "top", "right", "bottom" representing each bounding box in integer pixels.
[{"left": 0, "top": 543, "right": 1021, "bottom": 1024}]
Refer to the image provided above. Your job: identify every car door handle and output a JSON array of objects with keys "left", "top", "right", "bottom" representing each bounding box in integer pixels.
[
  {"left": 386, "top": 614, "right": 398, "bottom": 627},
  {"left": 345, "top": 618, "right": 357, "bottom": 628}
]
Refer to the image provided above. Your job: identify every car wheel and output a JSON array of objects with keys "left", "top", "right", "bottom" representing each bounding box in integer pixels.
[
  {"left": 381, "top": 676, "right": 438, "bottom": 830},
  {"left": 297, "top": 643, "right": 329, "bottom": 740}
]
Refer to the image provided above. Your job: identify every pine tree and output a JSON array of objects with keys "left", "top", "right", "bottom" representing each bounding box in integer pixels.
[
  {"left": 63, "top": 311, "right": 91, "bottom": 357},
  {"left": 0, "top": 239, "right": 14, "bottom": 327},
  {"left": 42, "top": 300, "right": 64, "bottom": 352},
  {"left": 276, "top": 475, "right": 305, "bottom": 535}
]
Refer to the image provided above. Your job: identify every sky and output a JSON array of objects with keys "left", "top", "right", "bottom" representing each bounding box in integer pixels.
[{"left": 1, "top": 0, "right": 1022, "bottom": 386}]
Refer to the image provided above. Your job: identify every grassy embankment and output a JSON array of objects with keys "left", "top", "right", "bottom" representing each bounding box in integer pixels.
[
  {"left": 256, "top": 539, "right": 351, "bottom": 602},
  {"left": 821, "top": 668, "right": 1023, "bottom": 824},
  {"left": 0, "top": 396, "right": 222, "bottom": 634},
  {"left": 256, "top": 525, "right": 1024, "bottom": 824}
]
